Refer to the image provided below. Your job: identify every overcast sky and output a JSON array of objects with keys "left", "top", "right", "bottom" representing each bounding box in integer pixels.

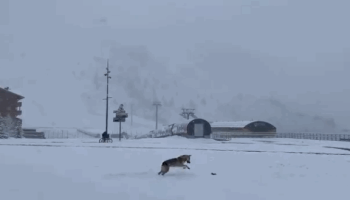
[{"left": 1, "top": 0, "right": 349, "bottom": 131}]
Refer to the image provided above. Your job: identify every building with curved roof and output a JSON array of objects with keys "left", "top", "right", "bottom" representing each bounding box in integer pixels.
[
  {"left": 211, "top": 120, "right": 276, "bottom": 133},
  {"left": 171, "top": 118, "right": 212, "bottom": 137}
]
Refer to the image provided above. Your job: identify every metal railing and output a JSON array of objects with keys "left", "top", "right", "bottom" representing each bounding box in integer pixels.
[
  {"left": 44, "top": 129, "right": 90, "bottom": 139},
  {"left": 211, "top": 132, "right": 350, "bottom": 141},
  {"left": 211, "top": 132, "right": 276, "bottom": 140},
  {"left": 42, "top": 129, "right": 133, "bottom": 139},
  {"left": 275, "top": 132, "right": 350, "bottom": 141},
  {"left": 135, "top": 130, "right": 174, "bottom": 139}
]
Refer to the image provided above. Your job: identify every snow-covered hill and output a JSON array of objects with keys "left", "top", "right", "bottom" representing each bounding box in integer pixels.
[{"left": 1, "top": 0, "right": 350, "bottom": 133}]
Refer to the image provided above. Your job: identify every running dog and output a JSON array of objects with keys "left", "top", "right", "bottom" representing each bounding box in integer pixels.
[{"left": 158, "top": 155, "right": 191, "bottom": 175}]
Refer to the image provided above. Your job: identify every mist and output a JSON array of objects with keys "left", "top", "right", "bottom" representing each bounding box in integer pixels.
[{"left": 1, "top": 0, "right": 349, "bottom": 133}]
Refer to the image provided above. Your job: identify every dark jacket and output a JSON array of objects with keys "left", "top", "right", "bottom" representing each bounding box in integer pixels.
[{"left": 102, "top": 131, "right": 109, "bottom": 138}]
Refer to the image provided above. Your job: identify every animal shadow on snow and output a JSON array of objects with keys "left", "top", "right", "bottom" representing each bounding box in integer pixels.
[
  {"left": 103, "top": 170, "right": 195, "bottom": 180},
  {"left": 160, "top": 172, "right": 196, "bottom": 178},
  {"left": 103, "top": 171, "right": 152, "bottom": 180}
]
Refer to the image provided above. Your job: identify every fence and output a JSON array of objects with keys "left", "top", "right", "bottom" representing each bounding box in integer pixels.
[
  {"left": 134, "top": 129, "right": 176, "bottom": 139},
  {"left": 44, "top": 129, "right": 90, "bottom": 139},
  {"left": 211, "top": 132, "right": 350, "bottom": 142},
  {"left": 275, "top": 132, "right": 350, "bottom": 141},
  {"left": 211, "top": 132, "right": 276, "bottom": 140},
  {"left": 43, "top": 129, "right": 133, "bottom": 139},
  {"left": 76, "top": 129, "right": 99, "bottom": 138}
]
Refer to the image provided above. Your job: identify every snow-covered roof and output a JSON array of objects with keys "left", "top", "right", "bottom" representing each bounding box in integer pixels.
[{"left": 210, "top": 121, "right": 255, "bottom": 128}]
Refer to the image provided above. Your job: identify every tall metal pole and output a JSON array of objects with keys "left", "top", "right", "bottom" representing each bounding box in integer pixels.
[
  {"left": 130, "top": 103, "right": 133, "bottom": 127},
  {"left": 156, "top": 105, "right": 158, "bottom": 130},
  {"left": 119, "top": 121, "right": 121, "bottom": 141},
  {"left": 153, "top": 101, "right": 161, "bottom": 130},
  {"left": 104, "top": 59, "right": 111, "bottom": 134},
  {"left": 130, "top": 103, "right": 133, "bottom": 136}
]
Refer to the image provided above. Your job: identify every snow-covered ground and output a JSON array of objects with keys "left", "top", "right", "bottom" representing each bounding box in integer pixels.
[{"left": 1, "top": 137, "right": 350, "bottom": 200}]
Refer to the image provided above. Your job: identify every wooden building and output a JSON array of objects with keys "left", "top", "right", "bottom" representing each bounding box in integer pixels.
[
  {"left": 0, "top": 87, "right": 24, "bottom": 138},
  {"left": 210, "top": 120, "right": 276, "bottom": 137}
]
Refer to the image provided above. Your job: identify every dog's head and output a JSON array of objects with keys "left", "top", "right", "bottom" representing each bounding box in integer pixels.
[{"left": 179, "top": 155, "right": 191, "bottom": 164}]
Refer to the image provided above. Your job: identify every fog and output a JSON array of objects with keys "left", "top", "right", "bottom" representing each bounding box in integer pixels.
[{"left": 1, "top": 0, "right": 349, "bottom": 133}]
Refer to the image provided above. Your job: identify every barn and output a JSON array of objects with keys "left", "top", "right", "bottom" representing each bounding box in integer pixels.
[
  {"left": 170, "top": 118, "right": 212, "bottom": 138},
  {"left": 211, "top": 120, "right": 276, "bottom": 134}
]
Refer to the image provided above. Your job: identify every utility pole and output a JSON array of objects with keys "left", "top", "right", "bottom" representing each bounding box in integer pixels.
[
  {"left": 130, "top": 103, "right": 133, "bottom": 136},
  {"left": 103, "top": 59, "right": 112, "bottom": 134},
  {"left": 130, "top": 103, "right": 134, "bottom": 127},
  {"left": 153, "top": 101, "right": 161, "bottom": 130}
]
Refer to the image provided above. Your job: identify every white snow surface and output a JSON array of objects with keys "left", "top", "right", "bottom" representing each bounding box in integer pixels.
[{"left": 1, "top": 137, "right": 350, "bottom": 200}]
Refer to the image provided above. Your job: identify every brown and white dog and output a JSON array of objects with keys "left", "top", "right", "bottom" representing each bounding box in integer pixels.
[{"left": 158, "top": 155, "right": 191, "bottom": 175}]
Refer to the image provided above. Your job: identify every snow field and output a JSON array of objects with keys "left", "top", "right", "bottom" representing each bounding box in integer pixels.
[{"left": 1, "top": 137, "right": 350, "bottom": 200}]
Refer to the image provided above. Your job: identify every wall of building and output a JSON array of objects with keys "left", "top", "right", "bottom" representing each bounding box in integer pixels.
[
  {"left": 0, "top": 115, "right": 23, "bottom": 138},
  {"left": 0, "top": 91, "right": 22, "bottom": 118}
]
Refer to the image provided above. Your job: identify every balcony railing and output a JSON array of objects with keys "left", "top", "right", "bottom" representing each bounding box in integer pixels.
[{"left": 16, "top": 110, "right": 22, "bottom": 116}]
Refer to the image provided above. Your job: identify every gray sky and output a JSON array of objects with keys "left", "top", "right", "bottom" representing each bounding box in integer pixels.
[{"left": 1, "top": 0, "right": 349, "bottom": 132}]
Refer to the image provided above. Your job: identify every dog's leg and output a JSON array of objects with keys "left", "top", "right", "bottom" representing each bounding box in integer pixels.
[
  {"left": 159, "top": 162, "right": 169, "bottom": 176},
  {"left": 161, "top": 165, "right": 169, "bottom": 175},
  {"left": 180, "top": 164, "right": 190, "bottom": 169}
]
